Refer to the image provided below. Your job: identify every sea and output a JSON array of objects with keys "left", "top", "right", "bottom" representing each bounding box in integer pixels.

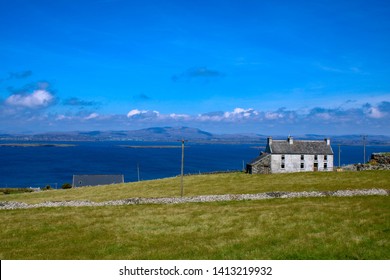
[{"left": 1, "top": 141, "right": 390, "bottom": 188}]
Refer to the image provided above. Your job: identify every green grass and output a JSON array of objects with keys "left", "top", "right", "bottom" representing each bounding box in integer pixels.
[
  {"left": 0, "top": 196, "right": 389, "bottom": 259},
  {"left": 1, "top": 170, "right": 389, "bottom": 204},
  {"left": 1, "top": 170, "right": 389, "bottom": 259}
]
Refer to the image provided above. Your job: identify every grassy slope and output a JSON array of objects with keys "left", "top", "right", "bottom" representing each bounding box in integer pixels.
[
  {"left": 1, "top": 196, "right": 389, "bottom": 259},
  {"left": 0, "top": 171, "right": 389, "bottom": 260},
  {"left": 1, "top": 170, "right": 389, "bottom": 204}
]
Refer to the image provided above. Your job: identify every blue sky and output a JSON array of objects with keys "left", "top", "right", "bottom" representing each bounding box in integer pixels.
[{"left": 1, "top": 0, "right": 390, "bottom": 135}]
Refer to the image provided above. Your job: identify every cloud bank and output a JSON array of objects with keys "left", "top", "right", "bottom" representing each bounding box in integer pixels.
[
  {"left": 1, "top": 91, "right": 389, "bottom": 134},
  {"left": 117, "top": 101, "right": 390, "bottom": 133},
  {"left": 121, "top": 102, "right": 389, "bottom": 134}
]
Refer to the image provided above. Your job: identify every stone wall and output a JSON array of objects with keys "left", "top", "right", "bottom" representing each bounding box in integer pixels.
[{"left": 2, "top": 188, "right": 388, "bottom": 210}]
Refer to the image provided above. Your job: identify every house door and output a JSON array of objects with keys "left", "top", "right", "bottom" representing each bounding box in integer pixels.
[{"left": 313, "top": 163, "right": 318, "bottom": 172}]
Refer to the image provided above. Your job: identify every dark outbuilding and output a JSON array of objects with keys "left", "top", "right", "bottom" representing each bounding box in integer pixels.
[{"left": 72, "top": 174, "right": 124, "bottom": 187}]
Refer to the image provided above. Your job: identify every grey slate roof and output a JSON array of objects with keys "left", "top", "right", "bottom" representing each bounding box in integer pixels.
[
  {"left": 72, "top": 174, "right": 124, "bottom": 187},
  {"left": 247, "top": 153, "right": 270, "bottom": 165},
  {"left": 269, "top": 140, "right": 333, "bottom": 155}
]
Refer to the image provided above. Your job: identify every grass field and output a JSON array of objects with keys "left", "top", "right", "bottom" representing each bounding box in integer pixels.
[{"left": 0, "top": 171, "right": 389, "bottom": 259}]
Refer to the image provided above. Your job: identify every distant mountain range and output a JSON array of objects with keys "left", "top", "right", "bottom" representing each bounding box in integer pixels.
[{"left": 1, "top": 126, "right": 390, "bottom": 145}]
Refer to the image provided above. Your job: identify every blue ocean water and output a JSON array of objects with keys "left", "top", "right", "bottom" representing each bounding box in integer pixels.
[{"left": 0, "top": 141, "right": 389, "bottom": 188}]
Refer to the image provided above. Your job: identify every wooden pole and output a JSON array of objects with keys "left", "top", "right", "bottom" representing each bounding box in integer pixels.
[
  {"left": 180, "top": 139, "right": 185, "bottom": 197},
  {"left": 363, "top": 135, "right": 367, "bottom": 163},
  {"left": 338, "top": 144, "right": 341, "bottom": 167},
  {"left": 137, "top": 163, "right": 140, "bottom": 182}
]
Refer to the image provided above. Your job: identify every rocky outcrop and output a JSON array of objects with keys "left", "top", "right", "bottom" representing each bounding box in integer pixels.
[
  {"left": 342, "top": 153, "right": 390, "bottom": 171},
  {"left": 369, "top": 153, "right": 390, "bottom": 165}
]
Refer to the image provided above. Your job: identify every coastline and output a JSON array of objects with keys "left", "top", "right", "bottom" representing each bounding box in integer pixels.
[
  {"left": 121, "top": 145, "right": 184, "bottom": 149},
  {"left": 0, "top": 143, "right": 76, "bottom": 147}
]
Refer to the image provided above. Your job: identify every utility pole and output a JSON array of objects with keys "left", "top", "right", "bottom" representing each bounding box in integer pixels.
[
  {"left": 179, "top": 139, "right": 188, "bottom": 197},
  {"left": 338, "top": 144, "right": 341, "bottom": 167},
  {"left": 137, "top": 163, "right": 140, "bottom": 182},
  {"left": 362, "top": 135, "right": 367, "bottom": 163}
]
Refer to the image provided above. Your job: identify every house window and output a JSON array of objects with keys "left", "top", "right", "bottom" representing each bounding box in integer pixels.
[
  {"left": 281, "top": 155, "right": 285, "bottom": 160},
  {"left": 324, "top": 155, "right": 328, "bottom": 161},
  {"left": 314, "top": 155, "right": 318, "bottom": 160},
  {"left": 301, "top": 155, "right": 304, "bottom": 160},
  {"left": 281, "top": 163, "right": 285, "bottom": 169},
  {"left": 324, "top": 163, "right": 328, "bottom": 169},
  {"left": 301, "top": 163, "right": 304, "bottom": 169}
]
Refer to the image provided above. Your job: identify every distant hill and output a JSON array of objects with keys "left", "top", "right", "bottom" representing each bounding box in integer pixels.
[
  {"left": 1, "top": 127, "right": 390, "bottom": 145},
  {"left": 0, "top": 127, "right": 255, "bottom": 142}
]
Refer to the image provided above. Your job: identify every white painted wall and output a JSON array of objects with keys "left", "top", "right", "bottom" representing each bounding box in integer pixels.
[{"left": 270, "top": 154, "right": 334, "bottom": 173}]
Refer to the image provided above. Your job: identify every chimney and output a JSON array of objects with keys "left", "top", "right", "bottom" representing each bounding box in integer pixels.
[
  {"left": 287, "top": 136, "right": 293, "bottom": 144},
  {"left": 267, "top": 137, "right": 273, "bottom": 145},
  {"left": 325, "top": 138, "right": 330, "bottom": 146}
]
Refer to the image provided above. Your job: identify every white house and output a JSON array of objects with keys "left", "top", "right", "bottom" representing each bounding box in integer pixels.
[{"left": 246, "top": 136, "right": 334, "bottom": 174}]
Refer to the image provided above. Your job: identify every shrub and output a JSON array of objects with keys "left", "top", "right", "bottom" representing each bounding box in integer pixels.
[
  {"left": 1, "top": 188, "right": 34, "bottom": 195},
  {"left": 2, "top": 189, "right": 11, "bottom": 195},
  {"left": 368, "top": 159, "right": 378, "bottom": 165},
  {"left": 61, "top": 183, "right": 72, "bottom": 189},
  {"left": 42, "top": 185, "right": 52, "bottom": 191}
]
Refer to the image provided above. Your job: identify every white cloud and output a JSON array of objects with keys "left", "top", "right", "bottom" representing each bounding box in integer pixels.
[
  {"left": 125, "top": 107, "right": 261, "bottom": 123},
  {"left": 55, "top": 114, "right": 69, "bottom": 121},
  {"left": 197, "top": 113, "right": 224, "bottom": 122},
  {"left": 223, "top": 108, "right": 259, "bottom": 119},
  {"left": 265, "top": 111, "right": 284, "bottom": 120},
  {"left": 314, "top": 112, "right": 332, "bottom": 120},
  {"left": 196, "top": 108, "right": 260, "bottom": 122},
  {"left": 366, "top": 106, "right": 385, "bottom": 119},
  {"left": 169, "top": 113, "right": 190, "bottom": 120},
  {"left": 85, "top": 113, "right": 99, "bottom": 120},
  {"left": 5, "top": 89, "right": 54, "bottom": 108},
  {"left": 127, "top": 109, "right": 160, "bottom": 119},
  {"left": 127, "top": 109, "right": 146, "bottom": 118}
]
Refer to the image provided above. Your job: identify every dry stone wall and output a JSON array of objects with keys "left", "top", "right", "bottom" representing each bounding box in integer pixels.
[{"left": 1, "top": 189, "right": 388, "bottom": 210}]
